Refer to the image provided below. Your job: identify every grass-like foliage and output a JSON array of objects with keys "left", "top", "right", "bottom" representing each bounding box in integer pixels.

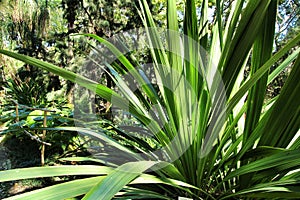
[{"left": 1, "top": 0, "right": 300, "bottom": 199}]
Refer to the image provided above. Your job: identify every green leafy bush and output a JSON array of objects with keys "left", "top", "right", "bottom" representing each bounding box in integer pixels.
[
  {"left": 0, "top": 0, "right": 300, "bottom": 199},
  {"left": 0, "top": 101, "right": 84, "bottom": 166}
]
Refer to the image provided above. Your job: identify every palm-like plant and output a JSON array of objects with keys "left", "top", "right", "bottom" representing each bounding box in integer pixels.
[{"left": 1, "top": 0, "right": 300, "bottom": 199}]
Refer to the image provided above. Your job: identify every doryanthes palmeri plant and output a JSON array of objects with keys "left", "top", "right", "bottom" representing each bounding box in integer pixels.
[{"left": 0, "top": 0, "right": 300, "bottom": 199}]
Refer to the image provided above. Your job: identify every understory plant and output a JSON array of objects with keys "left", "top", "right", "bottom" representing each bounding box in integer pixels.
[
  {"left": 0, "top": 0, "right": 300, "bottom": 199},
  {"left": 0, "top": 101, "right": 82, "bottom": 166}
]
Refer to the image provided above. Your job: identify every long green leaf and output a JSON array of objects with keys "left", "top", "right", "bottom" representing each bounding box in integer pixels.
[
  {"left": 221, "top": 0, "right": 271, "bottom": 96},
  {"left": 0, "top": 49, "right": 123, "bottom": 105},
  {"left": 227, "top": 33, "right": 300, "bottom": 115},
  {"left": 82, "top": 161, "right": 158, "bottom": 200},
  {"left": 243, "top": 0, "right": 277, "bottom": 144},
  {"left": 222, "top": 179, "right": 300, "bottom": 199},
  {"left": 225, "top": 149, "right": 300, "bottom": 180},
  {"left": 258, "top": 51, "right": 300, "bottom": 147},
  {"left": 0, "top": 165, "right": 112, "bottom": 182},
  {"left": 3, "top": 177, "right": 104, "bottom": 200}
]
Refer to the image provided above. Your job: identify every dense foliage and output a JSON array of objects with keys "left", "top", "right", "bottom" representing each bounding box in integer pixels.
[{"left": 0, "top": 0, "right": 300, "bottom": 199}]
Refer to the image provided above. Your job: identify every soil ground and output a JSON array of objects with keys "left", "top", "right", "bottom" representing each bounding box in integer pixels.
[{"left": 0, "top": 134, "right": 43, "bottom": 199}]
